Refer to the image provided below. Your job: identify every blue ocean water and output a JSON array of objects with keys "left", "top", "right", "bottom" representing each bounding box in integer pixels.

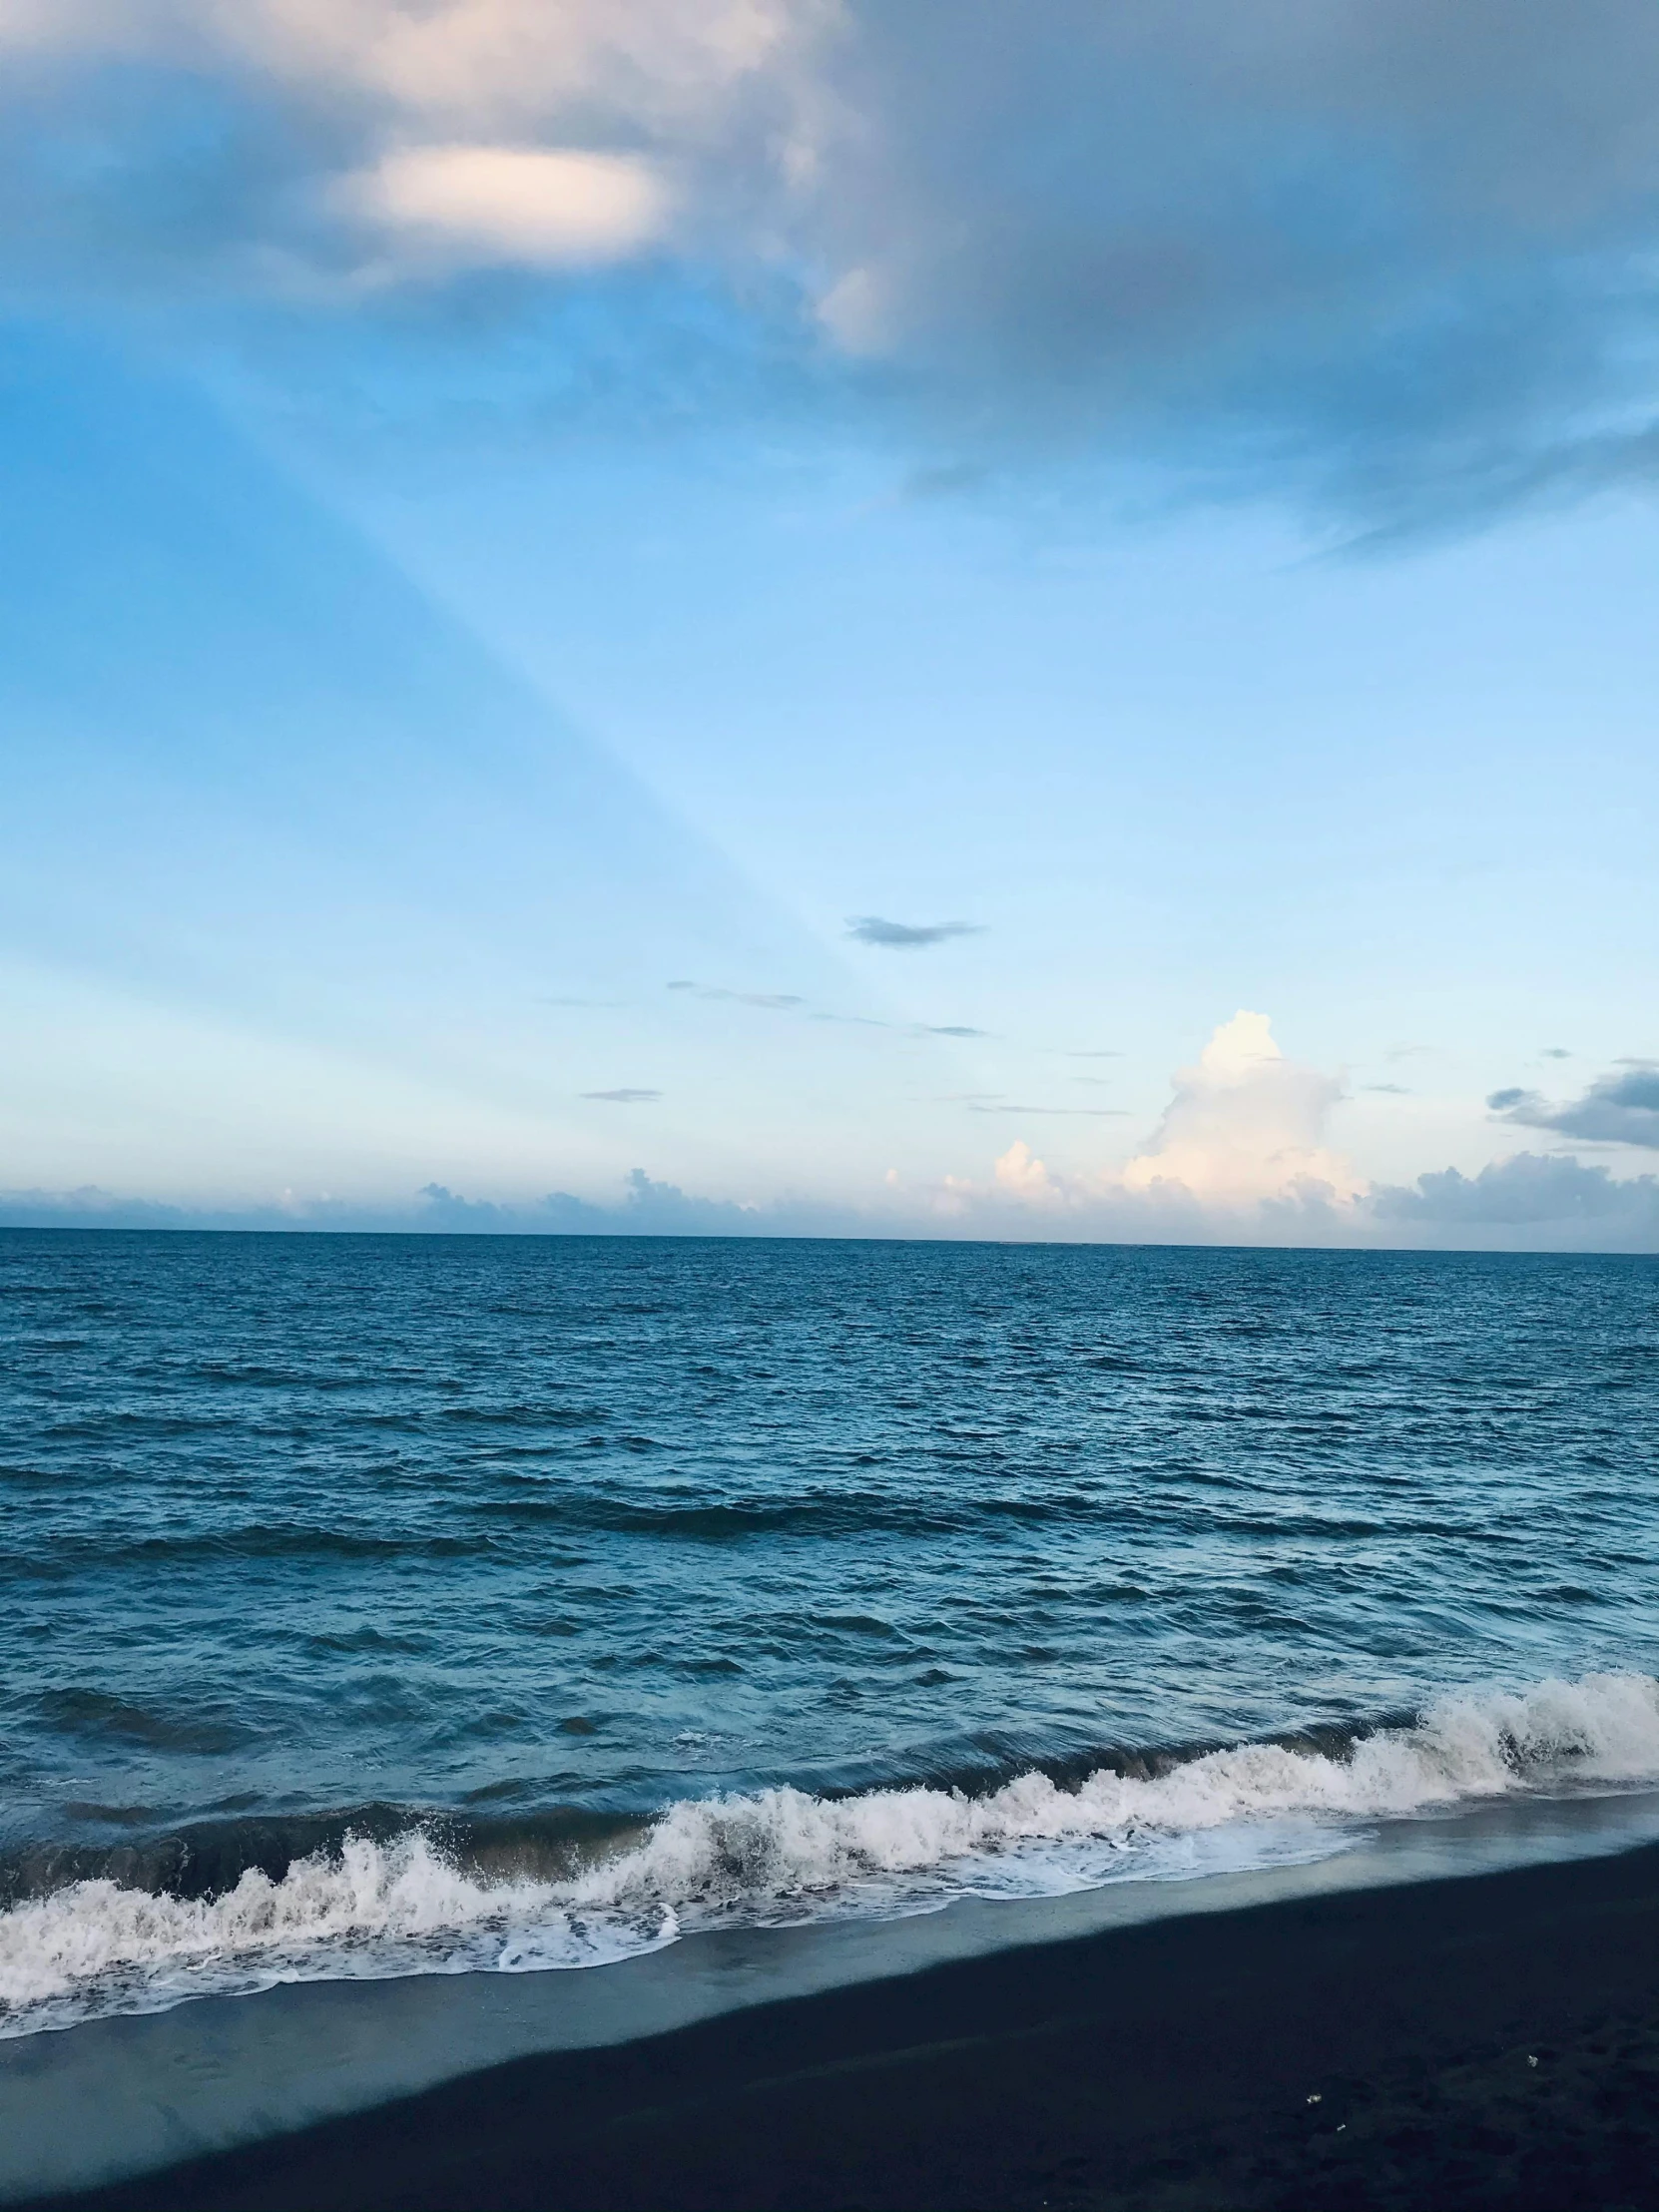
[{"left": 3, "top": 1229, "right": 1658, "bottom": 2030}]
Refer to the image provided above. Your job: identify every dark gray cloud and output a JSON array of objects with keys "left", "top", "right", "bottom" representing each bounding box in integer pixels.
[
  {"left": 1487, "top": 1062, "right": 1659, "bottom": 1148},
  {"left": 817, "top": 0, "right": 1659, "bottom": 526},
  {"left": 847, "top": 916, "right": 983, "bottom": 949},
  {"left": 8, "top": 1, "right": 1659, "bottom": 523},
  {"left": 1373, "top": 1152, "right": 1659, "bottom": 1237},
  {"left": 581, "top": 1087, "right": 662, "bottom": 1103}
]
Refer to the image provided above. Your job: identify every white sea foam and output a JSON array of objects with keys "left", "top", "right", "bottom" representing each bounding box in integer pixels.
[{"left": 5, "top": 1670, "right": 1658, "bottom": 2037}]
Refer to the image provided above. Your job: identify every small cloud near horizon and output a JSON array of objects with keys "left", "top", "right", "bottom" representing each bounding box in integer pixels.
[
  {"left": 582, "top": 1088, "right": 663, "bottom": 1103},
  {"left": 847, "top": 916, "right": 983, "bottom": 949}
]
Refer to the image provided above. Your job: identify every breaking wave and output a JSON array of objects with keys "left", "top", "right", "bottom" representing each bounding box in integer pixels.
[{"left": 5, "top": 1670, "right": 1658, "bottom": 2037}]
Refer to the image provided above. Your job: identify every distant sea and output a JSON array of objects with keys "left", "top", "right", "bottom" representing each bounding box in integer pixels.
[{"left": 3, "top": 1230, "right": 1658, "bottom": 2037}]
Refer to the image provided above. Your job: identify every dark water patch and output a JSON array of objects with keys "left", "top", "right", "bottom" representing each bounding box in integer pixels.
[{"left": 33, "top": 1689, "right": 255, "bottom": 1755}]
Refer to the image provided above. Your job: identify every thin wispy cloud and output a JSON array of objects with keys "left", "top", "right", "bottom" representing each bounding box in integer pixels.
[
  {"left": 581, "top": 1087, "right": 663, "bottom": 1103},
  {"left": 847, "top": 916, "right": 983, "bottom": 949},
  {"left": 968, "top": 1104, "right": 1129, "bottom": 1118},
  {"left": 669, "top": 981, "right": 806, "bottom": 1009}
]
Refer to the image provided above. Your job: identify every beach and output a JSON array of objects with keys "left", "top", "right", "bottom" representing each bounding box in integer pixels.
[{"left": 30, "top": 1835, "right": 1659, "bottom": 2212}]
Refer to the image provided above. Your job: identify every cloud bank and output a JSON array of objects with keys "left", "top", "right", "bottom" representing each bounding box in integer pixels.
[
  {"left": 13, "top": 1014, "right": 1652, "bottom": 1250},
  {"left": 8, "top": 0, "right": 1659, "bottom": 518}
]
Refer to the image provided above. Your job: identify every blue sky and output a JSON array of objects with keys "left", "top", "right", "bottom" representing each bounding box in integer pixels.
[{"left": 3, "top": 1, "right": 1658, "bottom": 1247}]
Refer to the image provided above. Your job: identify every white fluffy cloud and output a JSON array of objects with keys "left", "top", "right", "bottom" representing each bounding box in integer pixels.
[
  {"left": 0, "top": 0, "right": 822, "bottom": 276},
  {"left": 980, "top": 1011, "right": 1361, "bottom": 1231},
  {"left": 1120, "top": 1010, "right": 1363, "bottom": 1207},
  {"left": 335, "top": 144, "right": 671, "bottom": 270}
]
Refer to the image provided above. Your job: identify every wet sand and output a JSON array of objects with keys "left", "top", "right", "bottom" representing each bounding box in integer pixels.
[{"left": 34, "top": 1840, "right": 1659, "bottom": 2211}]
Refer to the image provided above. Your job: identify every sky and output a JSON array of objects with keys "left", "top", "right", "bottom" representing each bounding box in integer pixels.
[{"left": 2, "top": 0, "right": 1657, "bottom": 1249}]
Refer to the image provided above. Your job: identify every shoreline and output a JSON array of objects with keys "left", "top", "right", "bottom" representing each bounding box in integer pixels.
[{"left": 21, "top": 1825, "right": 1659, "bottom": 2211}]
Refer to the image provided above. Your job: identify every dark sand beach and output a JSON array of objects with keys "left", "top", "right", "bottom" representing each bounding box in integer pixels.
[{"left": 36, "top": 1839, "right": 1659, "bottom": 2212}]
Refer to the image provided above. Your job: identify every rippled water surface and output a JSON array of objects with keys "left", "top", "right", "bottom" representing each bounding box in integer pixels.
[{"left": 3, "top": 1230, "right": 1657, "bottom": 2026}]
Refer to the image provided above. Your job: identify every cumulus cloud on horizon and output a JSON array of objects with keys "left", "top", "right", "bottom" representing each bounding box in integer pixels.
[
  {"left": 8, "top": 0, "right": 1659, "bottom": 520},
  {"left": 1372, "top": 1153, "right": 1659, "bottom": 1233},
  {"left": 969, "top": 1011, "right": 1361, "bottom": 1222}
]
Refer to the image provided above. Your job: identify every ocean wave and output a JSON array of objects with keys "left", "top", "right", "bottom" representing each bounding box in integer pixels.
[{"left": 4, "top": 1670, "right": 1658, "bottom": 2037}]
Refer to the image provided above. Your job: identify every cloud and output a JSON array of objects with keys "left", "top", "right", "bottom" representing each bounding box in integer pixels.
[
  {"left": 938, "top": 1011, "right": 1364, "bottom": 1235},
  {"left": 581, "top": 1086, "right": 662, "bottom": 1102},
  {"left": 1541, "top": 1047, "right": 1573, "bottom": 1060},
  {"left": 916, "top": 1023, "right": 985, "bottom": 1038},
  {"left": 8, "top": 1136, "right": 1659, "bottom": 1251},
  {"left": 1373, "top": 1153, "right": 1659, "bottom": 1238},
  {"left": 1120, "top": 1010, "right": 1363, "bottom": 1206},
  {"left": 1363, "top": 1082, "right": 1411, "bottom": 1094},
  {"left": 334, "top": 144, "right": 671, "bottom": 272},
  {"left": 670, "top": 981, "right": 806, "bottom": 1008},
  {"left": 1487, "top": 1061, "right": 1659, "bottom": 1148},
  {"left": 419, "top": 1170, "right": 768, "bottom": 1234},
  {"left": 7, "top": 1, "right": 1659, "bottom": 517},
  {"left": 969, "top": 1104, "right": 1127, "bottom": 1118},
  {"left": 846, "top": 916, "right": 982, "bottom": 948}
]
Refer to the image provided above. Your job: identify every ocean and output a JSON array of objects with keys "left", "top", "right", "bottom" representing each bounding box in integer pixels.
[{"left": 4, "top": 1229, "right": 1658, "bottom": 2039}]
